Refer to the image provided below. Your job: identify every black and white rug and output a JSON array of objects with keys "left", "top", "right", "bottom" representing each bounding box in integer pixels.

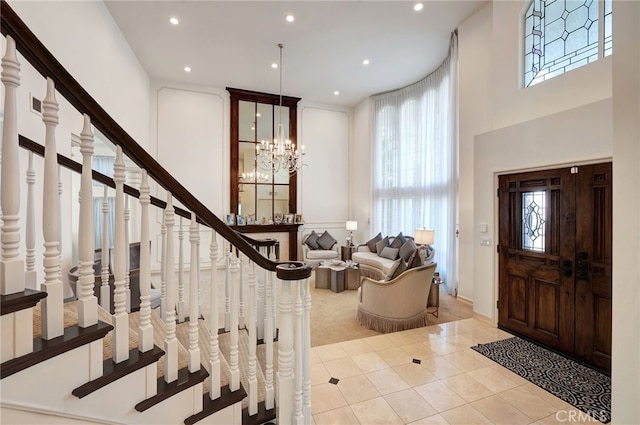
[{"left": 472, "top": 337, "right": 611, "bottom": 423}]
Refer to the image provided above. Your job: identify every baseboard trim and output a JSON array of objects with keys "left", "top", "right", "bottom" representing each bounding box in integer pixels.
[
  {"left": 472, "top": 311, "right": 494, "bottom": 326},
  {"left": 0, "top": 400, "right": 127, "bottom": 425}
]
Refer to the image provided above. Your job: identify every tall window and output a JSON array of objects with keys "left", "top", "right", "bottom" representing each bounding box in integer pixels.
[
  {"left": 371, "top": 33, "right": 458, "bottom": 285},
  {"left": 524, "top": 0, "right": 613, "bottom": 87}
]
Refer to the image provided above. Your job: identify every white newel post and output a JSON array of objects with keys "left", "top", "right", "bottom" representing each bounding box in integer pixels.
[
  {"left": 77, "top": 115, "right": 98, "bottom": 328},
  {"left": 188, "top": 213, "right": 201, "bottom": 372},
  {"left": 112, "top": 146, "right": 129, "bottom": 363},
  {"left": 264, "top": 267, "right": 275, "bottom": 410},
  {"left": 160, "top": 215, "right": 167, "bottom": 320},
  {"left": 229, "top": 250, "right": 241, "bottom": 391},
  {"left": 40, "top": 78, "right": 63, "bottom": 340},
  {"left": 247, "top": 258, "right": 258, "bottom": 416},
  {"left": 100, "top": 185, "right": 110, "bottom": 311},
  {"left": 164, "top": 194, "right": 178, "bottom": 383},
  {"left": 1, "top": 35, "right": 24, "bottom": 295},
  {"left": 208, "top": 230, "right": 221, "bottom": 399},
  {"left": 178, "top": 217, "right": 185, "bottom": 323},
  {"left": 277, "top": 278, "right": 294, "bottom": 423},
  {"left": 302, "top": 278, "right": 312, "bottom": 422},
  {"left": 124, "top": 195, "right": 131, "bottom": 313},
  {"left": 294, "top": 281, "right": 304, "bottom": 425},
  {"left": 138, "top": 170, "right": 153, "bottom": 352},
  {"left": 25, "top": 152, "right": 37, "bottom": 290}
]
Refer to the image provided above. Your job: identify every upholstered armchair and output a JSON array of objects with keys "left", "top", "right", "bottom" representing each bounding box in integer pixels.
[
  {"left": 302, "top": 231, "right": 339, "bottom": 267},
  {"left": 356, "top": 262, "right": 437, "bottom": 333}
]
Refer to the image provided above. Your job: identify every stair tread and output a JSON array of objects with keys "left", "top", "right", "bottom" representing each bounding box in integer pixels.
[
  {"left": 1, "top": 288, "right": 47, "bottom": 316},
  {"left": 184, "top": 386, "right": 247, "bottom": 425},
  {"left": 135, "top": 367, "right": 209, "bottom": 412}
]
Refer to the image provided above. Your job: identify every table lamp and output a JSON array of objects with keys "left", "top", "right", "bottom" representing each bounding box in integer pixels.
[
  {"left": 414, "top": 228, "right": 435, "bottom": 263},
  {"left": 346, "top": 220, "right": 358, "bottom": 246}
]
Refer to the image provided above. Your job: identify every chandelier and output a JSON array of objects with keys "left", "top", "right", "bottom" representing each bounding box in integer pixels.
[{"left": 256, "top": 43, "right": 306, "bottom": 174}]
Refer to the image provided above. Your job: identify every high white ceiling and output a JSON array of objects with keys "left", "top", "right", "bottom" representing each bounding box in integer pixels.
[{"left": 105, "top": 1, "right": 486, "bottom": 108}]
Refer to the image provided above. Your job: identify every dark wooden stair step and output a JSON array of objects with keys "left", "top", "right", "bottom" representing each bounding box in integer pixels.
[
  {"left": 135, "top": 366, "right": 209, "bottom": 412},
  {"left": 183, "top": 385, "right": 247, "bottom": 425},
  {"left": 1, "top": 288, "right": 47, "bottom": 316},
  {"left": 242, "top": 401, "right": 276, "bottom": 425}
]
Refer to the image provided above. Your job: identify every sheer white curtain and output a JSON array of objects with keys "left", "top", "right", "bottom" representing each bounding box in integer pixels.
[{"left": 371, "top": 32, "right": 458, "bottom": 287}]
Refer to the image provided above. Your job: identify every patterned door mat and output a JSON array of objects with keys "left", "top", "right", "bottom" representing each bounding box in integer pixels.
[{"left": 472, "top": 337, "right": 611, "bottom": 423}]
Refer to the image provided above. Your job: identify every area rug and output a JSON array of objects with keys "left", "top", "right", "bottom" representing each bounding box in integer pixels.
[{"left": 472, "top": 337, "right": 611, "bottom": 423}]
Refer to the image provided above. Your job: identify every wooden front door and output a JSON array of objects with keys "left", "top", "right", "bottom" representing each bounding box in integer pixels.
[{"left": 498, "top": 163, "right": 612, "bottom": 372}]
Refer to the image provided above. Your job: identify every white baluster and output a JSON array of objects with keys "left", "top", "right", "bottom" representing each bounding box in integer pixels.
[
  {"left": 239, "top": 251, "right": 245, "bottom": 329},
  {"left": 100, "top": 185, "right": 110, "bottom": 311},
  {"left": 160, "top": 214, "right": 167, "bottom": 320},
  {"left": 208, "top": 230, "right": 221, "bottom": 399},
  {"left": 178, "top": 217, "right": 185, "bottom": 322},
  {"left": 78, "top": 115, "right": 98, "bottom": 328},
  {"left": 25, "top": 152, "right": 37, "bottom": 290},
  {"left": 112, "top": 146, "right": 129, "bottom": 362},
  {"left": 247, "top": 258, "right": 258, "bottom": 415},
  {"left": 188, "top": 213, "right": 201, "bottom": 372},
  {"left": 1, "top": 35, "right": 24, "bottom": 295},
  {"left": 229, "top": 251, "right": 240, "bottom": 391},
  {"left": 264, "top": 255, "right": 275, "bottom": 410},
  {"left": 164, "top": 194, "right": 178, "bottom": 383},
  {"left": 294, "top": 281, "right": 304, "bottom": 424},
  {"left": 124, "top": 194, "right": 131, "bottom": 313},
  {"left": 138, "top": 170, "right": 153, "bottom": 352},
  {"left": 40, "top": 78, "right": 63, "bottom": 340},
  {"left": 224, "top": 242, "right": 231, "bottom": 332},
  {"left": 277, "top": 278, "right": 294, "bottom": 423},
  {"left": 303, "top": 278, "right": 312, "bottom": 422},
  {"left": 57, "top": 165, "right": 63, "bottom": 278}
]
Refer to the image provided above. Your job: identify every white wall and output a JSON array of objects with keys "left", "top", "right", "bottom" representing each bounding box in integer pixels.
[{"left": 351, "top": 98, "right": 372, "bottom": 245}]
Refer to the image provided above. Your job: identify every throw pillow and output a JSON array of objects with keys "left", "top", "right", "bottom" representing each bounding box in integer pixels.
[
  {"left": 390, "top": 259, "right": 408, "bottom": 280},
  {"left": 366, "top": 232, "right": 383, "bottom": 252},
  {"left": 399, "top": 239, "right": 417, "bottom": 262},
  {"left": 375, "top": 236, "right": 390, "bottom": 255},
  {"left": 385, "top": 258, "right": 403, "bottom": 280},
  {"left": 390, "top": 232, "right": 407, "bottom": 249},
  {"left": 317, "top": 230, "right": 337, "bottom": 250},
  {"left": 379, "top": 246, "right": 399, "bottom": 260},
  {"left": 304, "top": 231, "right": 320, "bottom": 250},
  {"left": 407, "top": 249, "right": 423, "bottom": 269}
]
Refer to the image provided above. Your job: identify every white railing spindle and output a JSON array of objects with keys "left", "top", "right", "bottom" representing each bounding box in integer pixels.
[
  {"left": 40, "top": 77, "right": 63, "bottom": 340},
  {"left": 294, "top": 281, "right": 304, "bottom": 424},
  {"left": 124, "top": 194, "right": 131, "bottom": 313},
  {"left": 178, "top": 217, "right": 185, "bottom": 323},
  {"left": 25, "top": 151, "right": 36, "bottom": 290},
  {"left": 277, "top": 278, "right": 294, "bottom": 423},
  {"left": 0, "top": 35, "right": 23, "bottom": 295},
  {"left": 256, "top": 247, "right": 266, "bottom": 341},
  {"left": 247, "top": 257, "right": 258, "bottom": 416},
  {"left": 77, "top": 114, "right": 97, "bottom": 328},
  {"left": 112, "top": 146, "right": 129, "bottom": 362},
  {"left": 229, "top": 251, "right": 240, "bottom": 391},
  {"left": 164, "top": 194, "right": 178, "bottom": 383},
  {"left": 208, "top": 230, "right": 221, "bottom": 399},
  {"left": 138, "top": 170, "right": 153, "bottom": 352},
  {"left": 100, "top": 185, "right": 110, "bottom": 311},
  {"left": 188, "top": 213, "right": 200, "bottom": 372},
  {"left": 264, "top": 254, "right": 275, "bottom": 410},
  {"left": 303, "top": 278, "right": 312, "bottom": 422},
  {"left": 225, "top": 242, "right": 231, "bottom": 332},
  {"left": 160, "top": 214, "right": 167, "bottom": 320}
]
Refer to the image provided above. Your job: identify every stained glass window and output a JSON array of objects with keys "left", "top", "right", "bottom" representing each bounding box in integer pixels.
[
  {"left": 524, "top": 0, "right": 612, "bottom": 87},
  {"left": 522, "top": 191, "right": 546, "bottom": 252}
]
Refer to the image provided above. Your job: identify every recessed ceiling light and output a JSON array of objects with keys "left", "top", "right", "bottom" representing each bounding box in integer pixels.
[
  {"left": 285, "top": 14, "right": 295, "bottom": 23},
  {"left": 334, "top": 91, "right": 340, "bottom": 96},
  {"left": 184, "top": 66, "right": 191, "bottom": 72},
  {"left": 362, "top": 59, "right": 370, "bottom": 66},
  {"left": 271, "top": 63, "right": 278, "bottom": 69},
  {"left": 414, "top": 3, "right": 424, "bottom": 12},
  {"left": 169, "top": 17, "right": 179, "bottom": 25}
]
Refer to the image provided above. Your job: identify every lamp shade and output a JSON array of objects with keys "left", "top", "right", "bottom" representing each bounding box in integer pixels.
[
  {"left": 415, "top": 228, "right": 434, "bottom": 245},
  {"left": 346, "top": 220, "right": 358, "bottom": 231}
]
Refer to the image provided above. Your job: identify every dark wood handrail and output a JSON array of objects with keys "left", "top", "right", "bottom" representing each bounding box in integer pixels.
[{"left": 1, "top": 1, "right": 310, "bottom": 279}]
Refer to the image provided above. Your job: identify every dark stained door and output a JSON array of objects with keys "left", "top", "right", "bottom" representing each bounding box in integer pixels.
[{"left": 498, "top": 163, "right": 612, "bottom": 372}]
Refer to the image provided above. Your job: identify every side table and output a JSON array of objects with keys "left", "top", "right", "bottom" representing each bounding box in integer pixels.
[
  {"left": 345, "top": 264, "right": 360, "bottom": 290},
  {"left": 315, "top": 266, "right": 331, "bottom": 289},
  {"left": 341, "top": 245, "right": 356, "bottom": 261},
  {"left": 427, "top": 280, "right": 444, "bottom": 317}
]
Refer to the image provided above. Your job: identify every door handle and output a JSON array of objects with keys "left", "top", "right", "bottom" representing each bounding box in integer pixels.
[
  {"left": 577, "top": 251, "right": 589, "bottom": 280},
  {"left": 562, "top": 259, "right": 573, "bottom": 277}
]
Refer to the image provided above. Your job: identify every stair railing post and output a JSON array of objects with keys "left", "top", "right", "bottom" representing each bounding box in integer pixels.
[
  {"left": 100, "top": 185, "right": 110, "bottom": 311},
  {"left": 302, "top": 277, "right": 312, "bottom": 422},
  {"left": 0, "top": 35, "right": 24, "bottom": 296},
  {"left": 188, "top": 213, "right": 201, "bottom": 372},
  {"left": 264, "top": 267, "right": 275, "bottom": 410},
  {"left": 229, "top": 249, "right": 241, "bottom": 391},
  {"left": 276, "top": 277, "right": 294, "bottom": 423},
  {"left": 25, "top": 151, "right": 37, "bottom": 290},
  {"left": 256, "top": 246, "right": 266, "bottom": 340},
  {"left": 112, "top": 146, "right": 130, "bottom": 363},
  {"left": 138, "top": 170, "right": 153, "bottom": 352},
  {"left": 40, "top": 77, "right": 64, "bottom": 340},
  {"left": 124, "top": 194, "right": 131, "bottom": 313},
  {"left": 77, "top": 114, "right": 98, "bottom": 328},
  {"left": 164, "top": 193, "right": 178, "bottom": 382},
  {"left": 224, "top": 242, "right": 231, "bottom": 332},
  {"left": 247, "top": 258, "right": 258, "bottom": 416},
  {"left": 178, "top": 217, "right": 185, "bottom": 323},
  {"left": 208, "top": 230, "right": 221, "bottom": 399},
  {"left": 294, "top": 280, "right": 304, "bottom": 424},
  {"left": 160, "top": 214, "right": 167, "bottom": 320}
]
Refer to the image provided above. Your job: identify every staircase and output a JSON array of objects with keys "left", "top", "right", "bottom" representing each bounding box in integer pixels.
[{"left": 0, "top": 2, "right": 312, "bottom": 424}]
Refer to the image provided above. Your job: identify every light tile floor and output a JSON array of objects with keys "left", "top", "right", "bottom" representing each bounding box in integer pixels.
[{"left": 310, "top": 318, "right": 595, "bottom": 425}]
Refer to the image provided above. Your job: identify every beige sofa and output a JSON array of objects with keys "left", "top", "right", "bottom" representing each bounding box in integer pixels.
[{"left": 356, "top": 262, "right": 437, "bottom": 333}]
